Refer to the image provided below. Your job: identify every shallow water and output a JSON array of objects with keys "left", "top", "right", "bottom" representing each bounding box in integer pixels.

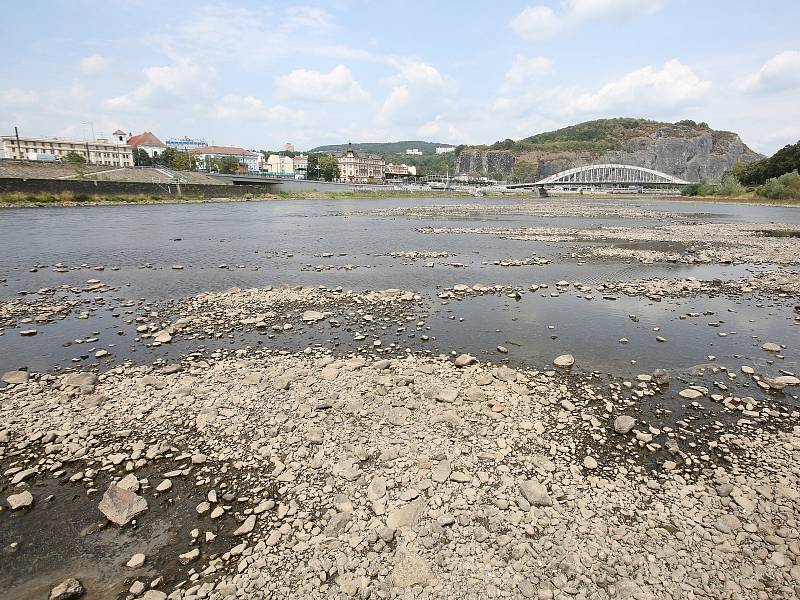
[{"left": 1, "top": 196, "right": 798, "bottom": 381}]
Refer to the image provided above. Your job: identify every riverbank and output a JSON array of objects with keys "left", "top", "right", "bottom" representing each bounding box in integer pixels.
[{"left": 0, "top": 189, "right": 474, "bottom": 208}]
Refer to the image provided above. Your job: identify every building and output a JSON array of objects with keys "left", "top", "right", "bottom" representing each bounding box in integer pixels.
[
  {"left": 334, "top": 143, "right": 385, "bottom": 182},
  {"left": 0, "top": 131, "right": 133, "bottom": 166},
  {"left": 293, "top": 154, "right": 308, "bottom": 178},
  {"left": 265, "top": 154, "right": 295, "bottom": 176},
  {"left": 284, "top": 143, "right": 295, "bottom": 153},
  {"left": 191, "top": 146, "right": 260, "bottom": 172},
  {"left": 405, "top": 148, "right": 422, "bottom": 155},
  {"left": 127, "top": 132, "right": 166, "bottom": 159},
  {"left": 435, "top": 146, "right": 455, "bottom": 154},
  {"left": 385, "top": 163, "right": 417, "bottom": 180},
  {"left": 165, "top": 136, "right": 208, "bottom": 152}
]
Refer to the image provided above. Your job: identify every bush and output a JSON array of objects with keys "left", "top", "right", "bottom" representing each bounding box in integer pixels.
[
  {"left": 717, "top": 175, "right": 746, "bottom": 197},
  {"left": 756, "top": 171, "right": 800, "bottom": 200}
]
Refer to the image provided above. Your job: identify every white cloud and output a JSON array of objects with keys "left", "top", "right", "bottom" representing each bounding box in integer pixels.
[
  {"left": 510, "top": 6, "right": 561, "bottom": 40},
  {"left": 0, "top": 87, "right": 40, "bottom": 111},
  {"left": 103, "top": 60, "right": 215, "bottom": 112},
  {"left": 283, "top": 6, "right": 336, "bottom": 32},
  {"left": 739, "top": 50, "right": 800, "bottom": 93},
  {"left": 380, "top": 60, "right": 457, "bottom": 129},
  {"left": 566, "top": 0, "right": 663, "bottom": 20},
  {"left": 275, "top": 65, "right": 368, "bottom": 102},
  {"left": 80, "top": 54, "right": 113, "bottom": 75},
  {"left": 565, "top": 59, "right": 711, "bottom": 115},
  {"left": 214, "top": 94, "right": 304, "bottom": 123},
  {"left": 502, "top": 55, "right": 552, "bottom": 91}
]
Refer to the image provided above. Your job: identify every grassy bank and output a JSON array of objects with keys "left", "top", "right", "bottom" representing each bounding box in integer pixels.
[{"left": 0, "top": 189, "right": 473, "bottom": 207}]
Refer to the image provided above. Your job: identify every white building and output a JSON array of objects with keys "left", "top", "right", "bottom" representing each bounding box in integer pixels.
[
  {"left": 385, "top": 163, "right": 417, "bottom": 179},
  {"left": 0, "top": 131, "right": 133, "bottom": 166},
  {"left": 334, "top": 144, "right": 385, "bottom": 182},
  {"left": 435, "top": 146, "right": 455, "bottom": 154},
  {"left": 191, "top": 146, "right": 260, "bottom": 172},
  {"left": 293, "top": 154, "right": 308, "bottom": 178},
  {"left": 405, "top": 148, "right": 422, "bottom": 155},
  {"left": 165, "top": 136, "right": 208, "bottom": 152},
  {"left": 266, "top": 154, "right": 295, "bottom": 176},
  {"left": 127, "top": 131, "right": 167, "bottom": 159}
]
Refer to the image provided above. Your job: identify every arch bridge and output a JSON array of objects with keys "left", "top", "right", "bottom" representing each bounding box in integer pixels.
[{"left": 507, "top": 163, "right": 690, "bottom": 189}]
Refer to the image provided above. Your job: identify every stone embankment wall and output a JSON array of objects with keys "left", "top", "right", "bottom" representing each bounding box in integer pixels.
[{"left": 0, "top": 178, "right": 279, "bottom": 198}]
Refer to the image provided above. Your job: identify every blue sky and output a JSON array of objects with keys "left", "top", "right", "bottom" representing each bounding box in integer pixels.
[{"left": 2, "top": 0, "right": 799, "bottom": 153}]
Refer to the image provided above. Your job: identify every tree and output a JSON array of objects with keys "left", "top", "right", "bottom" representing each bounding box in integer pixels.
[
  {"left": 172, "top": 151, "right": 196, "bottom": 171},
  {"left": 306, "top": 154, "right": 320, "bottom": 180},
  {"left": 319, "top": 155, "right": 340, "bottom": 181},
  {"left": 64, "top": 151, "right": 86, "bottom": 163},
  {"left": 132, "top": 148, "right": 152, "bottom": 166},
  {"left": 156, "top": 147, "right": 178, "bottom": 167},
  {"left": 214, "top": 156, "right": 241, "bottom": 174},
  {"left": 511, "top": 160, "right": 538, "bottom": 183}
]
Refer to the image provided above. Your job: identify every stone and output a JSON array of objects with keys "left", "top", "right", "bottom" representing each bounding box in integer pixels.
[
  {"left": 390, "top": 547, "right": 434, "bottom": 589},
  {"left": 613, "top": 415, "right": 636, "bottom": 434},
  {"left": 367, "top": 476, "right": 387, "bottom": 501},
  {"left": 553, "top": 354, "right": 574, "bottom": 368},
  {"left": 432, "top": 460, "right": 452, "bottom": 483},
  {"left": 49, "top": 578, "right": 85, "bottom": 600},
  {"left": 155, "top": 479, "right": 172, "bottom": 493},
  {"left": 7, "top": 490, "right": 34, "bottom": 510},
  {"left": 436, "top": 388, "right": 458, "bottom": 403},
  {"left": 679, "top": 388, "right": 703, "bottom": 399},
  {"left": 583, "top": 456, "right": 598, "bottom": 470},
  {"left": 454, "top": 354, "right": 477, "bottom": 367},
  {"left": 117, "top": 473, "right": 140, "bottom": 492},
  {"left": 762, "top": 342, "right": 782, "bottom": 352},
  {"left": 127, "top": 553, "right": 146, "bottom": 568},
  {"left": 234, "top": 514, "right": 257, "bottom": 536},
  {"left": 1, "top": 370, "right": 28, "bottom": 385},
  {"left": 141, "top": 591, "right": 167, "bottom": 600},
  {"left": 98, "top": 485, "right": 148, "bottom": 526},
  {"left": 302, "top": 310, "right": 325, "bottom": 323},
  {"left": 519, "top": 479, "right": 552, "bottom": 507},
  {"left": 652, "top": 368, "right": 670, "bottom": 385},
  {"left": 387, "top": 498, "right": 426, "bottom": 529}
]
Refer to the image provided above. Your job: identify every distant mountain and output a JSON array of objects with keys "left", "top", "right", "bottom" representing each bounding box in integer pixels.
[
  {"left": 308, "top": 140, "right": 456, "bottom": 156},
  {"left": 456, "top": 118, "right": 763, "bottom": 183}
]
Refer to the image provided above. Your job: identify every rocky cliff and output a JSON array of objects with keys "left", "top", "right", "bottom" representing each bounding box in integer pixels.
[{"left": 456, "top": 119, "right": 762, "bottom": 182}]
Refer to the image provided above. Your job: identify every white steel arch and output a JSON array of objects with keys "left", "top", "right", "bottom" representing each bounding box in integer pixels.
[{"left": 535, "top": 163, "right": 689, "bottom": 185}]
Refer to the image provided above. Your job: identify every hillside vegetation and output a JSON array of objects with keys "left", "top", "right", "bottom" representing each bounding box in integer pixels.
[{"left": 726, "top": 141, "right": 800, "bottom": 185}]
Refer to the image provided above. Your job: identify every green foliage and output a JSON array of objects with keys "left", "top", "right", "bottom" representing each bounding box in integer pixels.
[
  {"left": 64, "top": 151, "right": 86, "bottom": 163},
  {"left": 318, "top": 155, "right": 340, "bottom": 181},
  {"left": 215, "top": 156, "right": 241, "bottom": 174},
  {"left": 133, "top": 148, "right": 152, "bottom": 166},
  {"left": 756, "top": 171, "right": 800, "bottom": 200},
  {"left": 729, "top": 141, "right": 800, "bottom": 185},
  {"left": 511, "top": 160, "right": 538, "bottom": 183},
  {"left": 306, "top": 154, "right": 320, "bottom": 179},
  {"left": 717, "top": 175, "right": 746, "bottom": 197},
  {"left": 384, "top": 152, "right": 456, "bottom": 177},
  {"left": 682, "top": 181, "right": 719, "bottom": 196},
  {"left": 170, "top": 151, "right": 196, "bottom": 171}
]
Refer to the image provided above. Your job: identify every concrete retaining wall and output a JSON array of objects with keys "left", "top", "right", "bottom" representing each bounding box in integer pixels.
[{"left": 0, "top": 177, "right": 279, "bottom": 198}]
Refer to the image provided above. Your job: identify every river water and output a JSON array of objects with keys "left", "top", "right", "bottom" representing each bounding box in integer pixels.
[{"left": 1, "top": 196, "right": 798, "bottom": 382}]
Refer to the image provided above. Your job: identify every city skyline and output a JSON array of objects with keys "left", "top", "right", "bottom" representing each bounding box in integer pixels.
[{"left": 2, "top": 1, "right": 799, "bottom": 154}]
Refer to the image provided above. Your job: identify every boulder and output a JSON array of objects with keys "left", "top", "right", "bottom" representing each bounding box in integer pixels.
[
  {"left": 614, "top": 415, "right": 636, "bottom": 434},
  {"left": 98, "top": 485, "right": 148, "bottom": 526},
  {"left": 519, "top": 479, "right": 552, "bottom": 507}
]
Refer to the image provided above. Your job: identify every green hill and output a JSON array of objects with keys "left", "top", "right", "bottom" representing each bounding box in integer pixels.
[{"left": 309, "top": 140, "right": 456, "bottom": 156}]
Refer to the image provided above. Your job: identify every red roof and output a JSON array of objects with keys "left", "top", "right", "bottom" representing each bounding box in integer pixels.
[
  {"left": 127, "top": 131, "right": 165, "bottom": 148},
  {"left": 191, "top": 145, "right": 257, "bottom": 156}
]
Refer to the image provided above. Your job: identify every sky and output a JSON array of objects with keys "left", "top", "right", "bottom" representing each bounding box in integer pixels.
[{"left": 2, "top": 0, "right": 799, "bottom": 154}]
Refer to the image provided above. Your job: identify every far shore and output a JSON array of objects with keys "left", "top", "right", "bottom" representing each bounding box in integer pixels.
[{"left": 0, "top": 189, "right": 797, "bottom": 208}]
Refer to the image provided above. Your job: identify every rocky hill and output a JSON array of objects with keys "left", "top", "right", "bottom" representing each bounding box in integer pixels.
[{"left": 456, "top": 118, "right": 762, "bottom": 182}]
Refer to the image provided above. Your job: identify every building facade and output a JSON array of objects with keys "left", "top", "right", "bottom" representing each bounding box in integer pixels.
[
  {"left": 265, "top": 154, "right": 295, "bottom": 176},
  {"left": 127, "top": 132, "right": 167, "bottom": 158},
  {"left": 405, "top": 148, "right": 422, "bottom": 155},
  {"left": 0, "top": 132, "right": 133, "bottom": 166},
  {"left": 293, "top": 154, "right": 308, "bottom": 178},
  {"left": 165, "top": 137, "right": 208, "bottom": 152},
  {"left": 191, "top": 146, "right": 260, "bottom": 172},
  {"left": 435, "top": 146, "right": 455, "bottom": 154},
  {"left": 385, "top": 163, "right": 417, "bottom": 180},
  {"left": 334, "top": 144, "right": 385, "bottom": 182}
]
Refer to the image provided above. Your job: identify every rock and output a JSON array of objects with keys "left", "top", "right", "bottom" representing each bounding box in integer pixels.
[
  {"left": 98, "top": 485, "right": 148, "bottom": 526},
  {"left": 63, "top": 372, "right": 98, "bottom": 389},
  {"left": 126, "top": 553, "right": 146, "bottom": 568},
  {"left": 678, "top": 388, "right": 703, "bottom": 399},
  {"left": 553, "top": 354, "right": 574, "bottom": 368},
  {"left": 155, "top": 479, "right": 172, "bottom": 493},
  {"left": 49, "top": 578, "right": 85, "bottom": 600},
  {"left": 519, "top": 479, "right": 552, "bottom": 507},
  {"left": 390, "top": 547, "right": 435, "bottom": 589},
  {"left": 454, "top": 354, "right": 477, "bottom": 367},
  {"left": 1, "top": 370, "right": 28, "bottom": 385},
  {"left": 583, "top": 456, "right": 598, "bottom": 470},
  {"left": 141, "top": 591, "right": 167, "bottom": 600},
  {"left": 367, "top": 476, "right": 387, "bottom": 501},
  {"left": 117, "top": 473, "right": 140, "bottom": 492},
  {"left": 436, "top": 388, "right": 458, "bottom": 403},
  {"left": 613, "top": 415, "right": 636, "bottom": 434},
  {"left": 497, "top": 345, "right": 508, "bottom": 354},
  {"left": 762, "top": 342, "right": 782, "bottom": 352},
  {"left": 652, "top": 368, "right": 670, "bottom": 385},
  {"left": 431, "top": 460, "right": 452, "bottom": 483},
  {"left": 7, "top": 490, "right": 34, "bottom": 510},
  {"left": 234, "top": 514, "right": 257, "bottom": 536},
  {"left": 302, "top": 310, "right": 325, "bottom": 323},
  {"left": 179, "top": 548, "right": 200, "bottom": 564},
  {"left": 153, "top": 331, "right": 172, "bottom": 344},
  {"left": 387, "top": 498, "right": 426, "bottom": 529}
]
